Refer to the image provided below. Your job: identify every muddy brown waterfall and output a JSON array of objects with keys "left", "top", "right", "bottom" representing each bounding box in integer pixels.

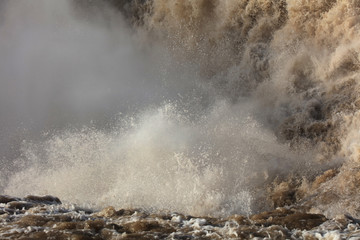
[{"left": 1, "top": 0, "right": 360, "bottom": 219}]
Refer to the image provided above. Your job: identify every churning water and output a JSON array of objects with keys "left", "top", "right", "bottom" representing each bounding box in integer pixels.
[{"left": 1, "top": 0, "right": 360, "bottom": 219}]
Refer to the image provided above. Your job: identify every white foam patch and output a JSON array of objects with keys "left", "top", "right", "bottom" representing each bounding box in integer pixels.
[{"left": 4, "top": 101, "right": 309, "bottom": 216}]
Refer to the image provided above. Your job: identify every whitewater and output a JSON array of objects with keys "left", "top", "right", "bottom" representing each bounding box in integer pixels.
[{"left": 1, "top": 0, "right": 360, "bottom": 238}]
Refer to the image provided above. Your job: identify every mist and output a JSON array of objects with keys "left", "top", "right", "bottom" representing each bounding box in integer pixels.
[
  {"left": 0, "top": 0, "right": 205, "bottom": 160},
  {"left": 0, "top": 0, "right": 344, "bottom": 217}
]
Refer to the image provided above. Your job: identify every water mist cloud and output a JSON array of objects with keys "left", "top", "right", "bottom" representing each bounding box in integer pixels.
[
  {"left": 0, "top": 0, "right": 200, "bottom": 160},
  {"left": 0, "top": 0, "right": 340, "bottom": 217}
]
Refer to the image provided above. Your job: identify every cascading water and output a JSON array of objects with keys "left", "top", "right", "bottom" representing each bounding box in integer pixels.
[{"left": 1, "top": 0, "right": 360, "bottom": 221}]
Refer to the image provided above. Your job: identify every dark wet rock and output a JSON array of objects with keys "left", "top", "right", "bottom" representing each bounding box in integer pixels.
[
  {"left": 17, "top": 215, "right": 50, "bottom": 226},
  {"left": 6, "top": 201, "right": 34, "bottom": 210},
  {"left": 33, "top": 230, "right": 73, "bottom": 239},
  {"left": 53, "top": 214, "right": 73, "bottom": 222},
  {"left": 344, "top": 214, "right": 360, "bottom": 224},
  {"left": 24, "top": 195, "right": 62, "bottom": 205},
  {"left": 251, "top": 208, "right": 293, "bottom": 222},
  {"left": 207, "top": 219, "right": 228, "bottom": 227},
  {"left": 67, "top": 230, "right": 101, "bottom": 240},
  {"left": 75, "top": 221, "right": 86, "bottom": 229},
  {"left": 84, "top": 219, "right": 105, "bottom": 232},
  {"left": 283, "top": 212, "right": 327, "bottom": 230},
  {"left": 3, "top": 208, "right": 15, "bottom": 215},
  {"left": 0, "top": 195, "right": 20, "bottom": 204},
  {"left": 53, "top": 221, "right": 78, "bottom": 230},
  {"left": 131, "top": 210, "right": 149, "bottom": 218},
  {"left": 27, "top": 231, "right": 49, "bottom": 239},
  {"left": 250, "top": 208, "right": 327, "bottom": 230},
  {"left": 74, "top": 207, "right": 94, "bottom": 214},
  {"left": 124, "top": 220, "right": 160, "bottom": 233},
  {"left": 170, "top": 234, "right": 194, "bottom": 240},
  {"left": 123, "top": 220, "right": 175, "bottom": 234},
  {"left": 148, "top": 213, "right": 172, "bottom": 220},
  {"left": 100, "top": 228, "right": 119, "bottom": 239},
  {"left": 117, "top": 208, "right": 133, "bottom": 216},
  {"left": 120, "top": 232, "right": 148, "bottom": 239}
]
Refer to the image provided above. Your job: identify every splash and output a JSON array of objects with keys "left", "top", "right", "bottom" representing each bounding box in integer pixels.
[
  {"left": 4, "top": 101, "right": 312, "bottom": 216},
  {"left": 1, "top": 0, "right": 360, "bottom": 218}
]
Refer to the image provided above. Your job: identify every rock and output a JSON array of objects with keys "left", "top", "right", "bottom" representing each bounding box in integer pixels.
[
  {"left": 52, "top": 214, "right": 73, "bottom": 222},
  {"left": 27, "top": 231, "right": 48, "bottom": 239},
  {"left": 53, "top": 221, "right": 78, "bottom": 230},
  {"left": 41, "top": 214, "right": 73, "bottom": 226},
  {"left": 117, "top": 209, "right": 138, "bottom": 216},
  {"left": 250, "top": 208, "right": 327, "bottom": 230},
  {"left": 84, "top": 219, "right": 105, "bottom": 232},
  {"left": 67, "top": 231, "right": 98, "bottom": 240},
  {"left": 100, "top": 228, "right": 118, "bottom": 239},
  {"left": 148, "top": 213, "right": 172, "bottom": 220},
  {"left": 0, "top": 194, "right": 339, "bottom": 239},
  {"left": 123, "top": 220, "right": 174, "bottom": 234},
  {"left": 120, "top": 233, "right": 148, "bottom": 239},
  {"left": 250, "top": 208, "right": 293, "bottom": 224},
  {"left": 0, "top": 195, "right": 20, "bottom": 204},
  {"left": 124, "top": 221, "right": 160, "bottom": 233},
  {"left": 6, "top": 201, "right": 34, "bottom": 210},
  {"left": 17, "top": 215, "right": 50, "bottom": 226},
  {"left": 282, "top": 212, "right": 326, "bottom": 230},
  {"left": 24, "top": 195, "right": 62, "bottom": 204}
]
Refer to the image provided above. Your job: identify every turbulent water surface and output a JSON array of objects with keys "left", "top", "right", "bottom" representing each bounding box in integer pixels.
[{"left": 1, "top": 0, "right": 360, "bottom": 235}]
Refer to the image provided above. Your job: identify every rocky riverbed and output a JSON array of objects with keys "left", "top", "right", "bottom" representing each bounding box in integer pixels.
[{"left": 0, "top": 195, "right": 360, "bottom": 239}]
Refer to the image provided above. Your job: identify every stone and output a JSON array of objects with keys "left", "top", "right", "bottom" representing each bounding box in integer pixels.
[
  {"left": 0, "top": 195, "right": 20, "bottom": 204},
  {"left": 123, "top": 220, "right": 174, "bottom": 234},
  {"left": 283, "top": 213, "right": 327, "bottom": 230},
  {"left": 250, "top": 208, "right": 327, "bottom": 230},
  {"left": 84, "top": 219, "right": 105, "bottom": 232},
  {"left": 24, "top": 195, "right": 62, "bottom": 204},
  {"left": 124, "top": 221, "right": 160, "bottom": 233},
  {"left": 17, "top": 215, "right": 50, "bottom": 227},
  {"left": 100, "top": 228, "right": 118, "bottom": 239},
  {"left": 27, "top": 231, "right": 49, "bottom": 239},
  {"left": 53, "top": 221, "right": 78, "bottom": 230},
  {"left": 7, "top": 201, "right": 34, "bottom": 210},
  {"left": 68, "top": 231, "right": 97, "bottom": 240}
]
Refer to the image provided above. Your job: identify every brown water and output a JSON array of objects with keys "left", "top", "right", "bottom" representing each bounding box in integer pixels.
[
  {"left": 1, "top": 194, "right": 359, "bottom": 239},
  {"left": 1, "top": 0, "right": 360, "bottom": 222}
]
